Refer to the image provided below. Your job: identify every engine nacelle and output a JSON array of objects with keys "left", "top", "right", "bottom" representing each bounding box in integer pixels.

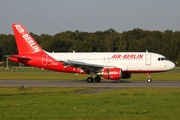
[
  {"left": 102, "top": 68, "right": 122, "bottom": 80},
  {"left": 122, "top": 72, "right": 131, "bottom": 79}
]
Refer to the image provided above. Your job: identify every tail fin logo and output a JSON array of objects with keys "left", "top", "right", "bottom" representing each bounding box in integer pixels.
[{"left": 13, "top": 24, "right": 41, "bottom": 53}]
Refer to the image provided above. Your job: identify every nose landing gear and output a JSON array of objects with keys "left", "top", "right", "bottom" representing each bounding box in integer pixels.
[{"left": 146, "top": 72, "right": 152, "bottom": 83}]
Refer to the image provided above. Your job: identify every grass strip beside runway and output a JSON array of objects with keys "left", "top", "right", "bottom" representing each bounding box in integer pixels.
[
  {"left": 0, "top": 87, "right": 180, "bottom": 120},
  {"left": 0, "top": 68, "right": 179, "bottom": 80}
]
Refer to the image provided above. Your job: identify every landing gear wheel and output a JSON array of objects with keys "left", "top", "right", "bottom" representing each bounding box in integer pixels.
[
  {"left": 87, "top": 77, "right": 94, "bottom": 83},
  {"left": 146, "top": 72, "right": 152, "bottom": 83},
  {"left": 147, "top": 78, "right": 152, "bottom": 83},
  {"left": 94, "top": 76, "right": 101, "bottom": 82}
]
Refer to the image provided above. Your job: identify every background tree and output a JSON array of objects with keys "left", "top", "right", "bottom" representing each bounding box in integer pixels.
[{"left": 0, "top": 28, "right": 180, "bottom": 66}]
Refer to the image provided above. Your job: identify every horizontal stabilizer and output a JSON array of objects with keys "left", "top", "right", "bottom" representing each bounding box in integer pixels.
[{"left": 9, "top": 55, "right": 31, "bottom": 60}]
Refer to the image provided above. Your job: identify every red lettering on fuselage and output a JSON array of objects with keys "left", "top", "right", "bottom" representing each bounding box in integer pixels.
[
  {"left": 111, "top": 54, "right": 122, "bottom": 59},
  {"left": 111, "top": 54, "right": 144, "bottom": 59}
]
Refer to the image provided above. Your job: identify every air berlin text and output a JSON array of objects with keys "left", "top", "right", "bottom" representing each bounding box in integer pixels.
[
  {"left": 14, "top": 24, "right": 41, "bottom": 52},
  {"left": 111, "top": 54, "right": 144, "bottom": 59}
]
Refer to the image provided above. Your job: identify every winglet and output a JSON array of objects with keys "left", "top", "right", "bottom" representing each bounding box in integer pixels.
[{"left": 12, "top": 24, "right": 44, "bottom": 54}]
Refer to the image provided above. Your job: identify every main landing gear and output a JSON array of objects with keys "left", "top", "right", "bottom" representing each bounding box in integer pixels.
[
  {"left": 87, "top": 76, "right": 101, "bottom": 83},
  {"left": 146, "top": 73, "right": 152, "bottom": 83}
]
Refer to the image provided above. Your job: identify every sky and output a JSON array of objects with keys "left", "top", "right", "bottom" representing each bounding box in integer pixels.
[{"left": 0, "top": 0, "right": 180, "bottom": 35}]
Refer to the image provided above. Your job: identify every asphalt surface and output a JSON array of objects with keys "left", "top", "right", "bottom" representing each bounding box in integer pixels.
[{"left": 0, "top": 80, "right": 180, "bottom": 88}]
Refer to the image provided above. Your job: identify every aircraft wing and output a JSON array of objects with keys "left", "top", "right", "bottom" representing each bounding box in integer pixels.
[{"left": 58, "top": 60, "right": 115, "bottom": 72}]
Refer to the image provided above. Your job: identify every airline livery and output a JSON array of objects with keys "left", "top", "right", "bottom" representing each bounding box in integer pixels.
[{"left": 9, "top": 24, "right": 175, "bottom": 83}]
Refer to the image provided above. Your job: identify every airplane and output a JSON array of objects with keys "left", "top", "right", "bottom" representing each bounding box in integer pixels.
[{"left": 8, "top": 23, "right": 175, "bottom": 83}]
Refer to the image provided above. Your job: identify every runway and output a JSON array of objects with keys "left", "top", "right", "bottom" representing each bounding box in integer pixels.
[{"left": 0, "top": 80, "right": 180, "bottom": 88}]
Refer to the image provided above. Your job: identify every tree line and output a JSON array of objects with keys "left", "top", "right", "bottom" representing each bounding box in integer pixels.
[{"left": 0, "top": 28, "right": 180, "bottom": 66}]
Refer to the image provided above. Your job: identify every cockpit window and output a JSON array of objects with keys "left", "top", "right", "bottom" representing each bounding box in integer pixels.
[{"left": 158, "top": 57, "right": 168, "bottom": 61}]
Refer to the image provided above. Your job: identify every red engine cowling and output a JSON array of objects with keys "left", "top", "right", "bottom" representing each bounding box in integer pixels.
[{"left": 102, "top": 68, "right": 122, "bottom": 80}]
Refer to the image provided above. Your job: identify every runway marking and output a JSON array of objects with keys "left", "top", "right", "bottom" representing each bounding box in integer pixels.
[{"left": 0, "top": 80, "right": 180, "bottom": 88}]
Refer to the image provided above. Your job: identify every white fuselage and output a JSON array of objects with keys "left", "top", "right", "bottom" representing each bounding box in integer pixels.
[{"left": 47, "top": 52, "right": 175, "bottom": 73}]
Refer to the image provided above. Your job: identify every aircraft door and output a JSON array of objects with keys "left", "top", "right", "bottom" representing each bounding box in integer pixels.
[
  {"left": 145, "top": 54, "right": 151, "bottom": 65},
  {"left": 103, "top": 57, "right": 106, "bottom": 63},
  {"left": 107, "top": 57, "right": 110, "bottom": 63}
]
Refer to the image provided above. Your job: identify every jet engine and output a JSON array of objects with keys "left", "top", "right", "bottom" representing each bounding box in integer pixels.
[{"left": 100, "top": 68, "right": 122, "bottom": 80}]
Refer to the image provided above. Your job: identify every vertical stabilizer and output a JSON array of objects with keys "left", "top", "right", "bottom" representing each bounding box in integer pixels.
[{"left": 12, "top": 24, "right": 44, "bottom": 54}]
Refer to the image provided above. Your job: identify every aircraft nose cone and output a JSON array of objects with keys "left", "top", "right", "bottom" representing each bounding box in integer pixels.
[{"left": 169, "top": 62, "right": 175, "bottom": 70}]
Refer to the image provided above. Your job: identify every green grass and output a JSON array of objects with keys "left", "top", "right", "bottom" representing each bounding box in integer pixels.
[
  {"left": 0, "top": 68, "right": 86, "bottom": 80},
  {"left": 0, "top": 87, "right": 180, "bottom": 120},
  {"left": 0, "top": 68, "right": 180, "bottom": 80}
]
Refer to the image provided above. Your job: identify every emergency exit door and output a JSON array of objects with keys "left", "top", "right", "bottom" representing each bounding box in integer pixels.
[{"left": 145, "top": 54, "right": 151, "bottom": 65}]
